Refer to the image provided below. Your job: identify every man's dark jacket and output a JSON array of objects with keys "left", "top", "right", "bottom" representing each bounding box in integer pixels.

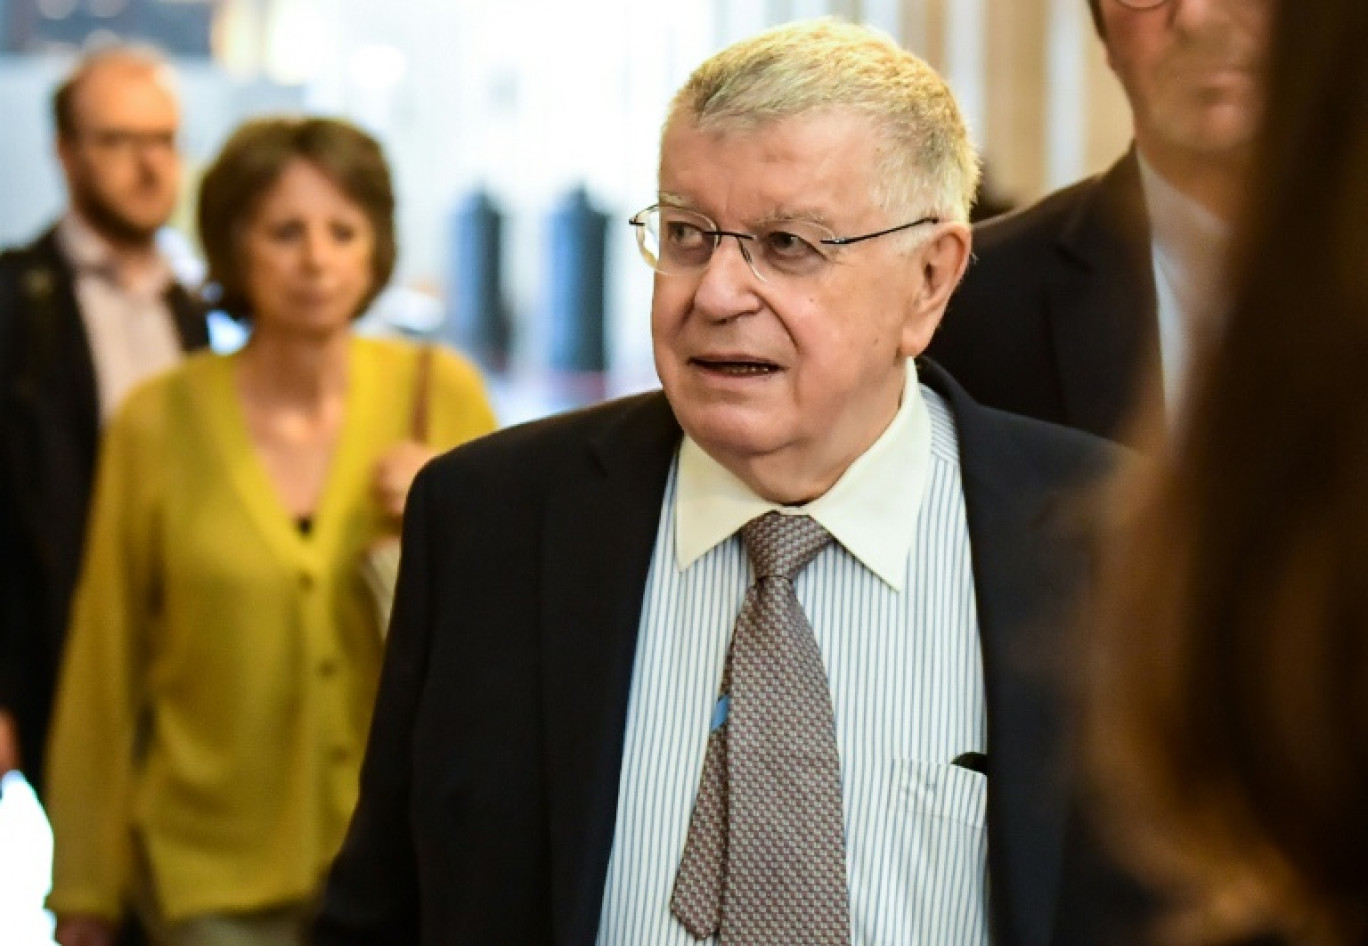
[
  {"left": 314, "top": 360, "right": 1140, "bottom": 945},
  {"left": 928, "top": 151, "right": 1160, "bottom": 447},
  {"left": 0, "top": 225, "right": 208, "bottom": 796}
]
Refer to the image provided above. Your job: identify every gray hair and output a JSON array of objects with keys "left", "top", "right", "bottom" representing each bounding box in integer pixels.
[{"left": 666, "top": 18, "right": 980, "bottom": 224}]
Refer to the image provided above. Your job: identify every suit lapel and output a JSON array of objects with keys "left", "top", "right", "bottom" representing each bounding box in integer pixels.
[
  {"left": 6, "top": 233, "right": 101, "bottom": 586},
  {"left": 539, "top": 393, "right": 682, "bottom": 946},
  {"left": 923, "top": 361, "right": 1088, "bottom": 946},
  {"left": 22, "top": 230, "right": 100, "bottom": 448},
  {"left": 1048, "top": 151, "right": 1161, "bottom": 445}
]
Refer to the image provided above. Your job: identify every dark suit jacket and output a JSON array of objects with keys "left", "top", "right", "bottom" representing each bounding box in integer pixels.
[
  {"left": 927, "top": 150, "right": 1160, "bottom": 447},
  {"left": 0, "top": 225, "right": 208, "bottom": 797},
  {"left": 314, "top": 360, "right": 1125, "bottom": 946}
]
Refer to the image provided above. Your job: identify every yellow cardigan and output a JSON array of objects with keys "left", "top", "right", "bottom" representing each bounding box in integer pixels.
[{"left": 45, "top": 337, "right": 497, "bottom": 923}]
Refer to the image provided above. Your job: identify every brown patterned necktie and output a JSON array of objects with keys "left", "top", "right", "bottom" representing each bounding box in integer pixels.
[{"left": 670, "top": 512, "right": 851, "bottom": 944}]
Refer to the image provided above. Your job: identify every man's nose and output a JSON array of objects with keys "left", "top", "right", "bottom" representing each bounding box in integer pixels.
[
  {"left": 691, "top": 234, "right": 764, "bottom": 321},
  {"left": 1170, "top": 0, "right": 1240, "bottom": 28}
]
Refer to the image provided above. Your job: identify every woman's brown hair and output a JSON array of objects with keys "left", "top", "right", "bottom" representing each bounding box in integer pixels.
[
  {"left": 1087, "top": 0, "right": 1368, "bottom": 941},
  {"left": 197, "top": 116, "right": 397, "bottom": 321}
]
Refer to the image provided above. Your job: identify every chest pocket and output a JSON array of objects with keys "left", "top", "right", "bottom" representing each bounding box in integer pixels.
[
  {"left": 851, "top": 759, "right": 989, "bottom": 942},
  {"left": 895, "top": 758, "right": 987, "bottom": 828}
]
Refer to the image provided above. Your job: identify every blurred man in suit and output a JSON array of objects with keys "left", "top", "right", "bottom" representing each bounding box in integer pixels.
[
  {"left": 0, "top": 46, "right": 208, "bottom": 798},
  {"left": 316, "top": 19, "right": 1126, "bottom": 946},
  {"left": 929, "top": 0, "right": 1270, "bottom": 444}
]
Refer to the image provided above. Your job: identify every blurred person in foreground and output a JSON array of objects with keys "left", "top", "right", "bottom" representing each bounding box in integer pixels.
[
  {"left": 43, "top": 116, "right": 497, "bottom": 946},
  {"left": 0, "top": 45, "right": 208, "bottom": 799},
  {"left": 929, "top": 0, "right": 1270, "bottom": 444},
  {"left": 1087, "top": 0, "right": 1368, "bottom": 941},
  {"left": 315, "top": 19, "right": 1130, "bottom": 946}
]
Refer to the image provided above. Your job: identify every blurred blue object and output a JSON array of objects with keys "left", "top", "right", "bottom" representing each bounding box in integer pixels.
[
  {"left": 544, "top": 186, "right": 608, "bottom": 374},
  {"left": 447, "top": 190, "right": 510, "bottom": 370},
  {"left": 207, "top": 310, "right": 250, "bottom": 354},
  {"left": 1, "top": 0, "right": 214, "bottom": 55}
]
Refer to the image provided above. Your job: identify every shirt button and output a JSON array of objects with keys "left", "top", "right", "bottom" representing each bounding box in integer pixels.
[
  {"left": 329, "top": 746, "right": 349, "bottom": 764},
  {"left": 318, "top": 658, "right": 338, "bottom": 678},
  {"left": 299, "top": 572, "right": 315, "bottom": 590}
]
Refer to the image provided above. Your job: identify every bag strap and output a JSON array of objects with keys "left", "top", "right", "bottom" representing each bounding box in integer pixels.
[{"left": 410, "top": 345, "right": 434, "bottom": 443}]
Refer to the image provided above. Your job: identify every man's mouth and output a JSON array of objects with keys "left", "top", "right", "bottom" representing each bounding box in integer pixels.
[{"left": 690, "top": 357, "right": 781, "bottom": 376}]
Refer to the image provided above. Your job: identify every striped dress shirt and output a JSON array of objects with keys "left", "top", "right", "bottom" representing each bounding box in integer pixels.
[{"left": 597, "top": 365, "right": 988, "bottom": 945}]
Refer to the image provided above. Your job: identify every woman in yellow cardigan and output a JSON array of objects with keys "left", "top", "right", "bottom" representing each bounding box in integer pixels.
[{"left": 45, "top": 118, "right": 497, "bottom": 946}]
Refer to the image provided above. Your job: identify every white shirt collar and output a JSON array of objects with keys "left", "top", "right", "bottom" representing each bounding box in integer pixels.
[
  {"left": 1136, "top": 152, "right": 1230, "bottom": 266},
  {"left": 1136, "top": 152, "right": 1233, "bottom": 408},
  {"left": 674, "top": 360, "right": 931, "bottom": 591},
  {"left": 57, "top": 211, "right": 174, "bottom": 300}
]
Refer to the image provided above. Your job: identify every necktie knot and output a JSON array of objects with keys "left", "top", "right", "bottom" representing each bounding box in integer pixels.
[{"left": 740, "top": 512, "right": 832, "bottom": 581}]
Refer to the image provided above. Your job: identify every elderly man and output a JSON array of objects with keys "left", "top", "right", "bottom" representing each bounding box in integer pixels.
[
  {"left": 929, "top": 0, "right": 1269, "bottom": 443},
  {"left": 316, "top": 20, "right": 1121, "bottom": 946},
  {"left": 0, "top": 46, "right": 208, "bottom": 797}
]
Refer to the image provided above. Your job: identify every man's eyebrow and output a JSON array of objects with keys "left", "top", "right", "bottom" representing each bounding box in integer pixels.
[
  {"left": 756, "top": 209, "right": 834, "bottom": 228},
  {"left": 657, "top": 195, "right": 833, "bottom": 229}
]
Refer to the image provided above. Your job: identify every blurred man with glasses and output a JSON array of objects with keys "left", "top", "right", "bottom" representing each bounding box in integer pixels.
[
  {"left": 316, "top": 19, "right": 1131, "bottom": 946},
  {"left": 0, "top": 46, "right": 208, "bottom": 801},
  {"left": 929, "top": 0, "right": 1270, "bottom": 444}
]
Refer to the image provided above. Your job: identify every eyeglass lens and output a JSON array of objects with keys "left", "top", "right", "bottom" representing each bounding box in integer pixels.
[{"left": 634, "top": 206, "right": 835, "bottom": 281}]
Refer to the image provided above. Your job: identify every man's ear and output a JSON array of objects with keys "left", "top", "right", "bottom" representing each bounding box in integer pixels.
[{"left": 899, "top": 222, "right": 971, "bottom": 358}]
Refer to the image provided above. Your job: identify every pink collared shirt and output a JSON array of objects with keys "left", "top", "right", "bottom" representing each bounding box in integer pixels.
[{"left": 57, "top": 212, "right": 186, "bottom": 422}]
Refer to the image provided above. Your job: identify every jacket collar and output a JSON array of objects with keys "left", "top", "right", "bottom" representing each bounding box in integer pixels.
[
  {"left": 1050, "top": 148, "right": 1163, "bottom": 445},
  {"left": 538, "top": 393, "right": 681, "bottom": 946}
]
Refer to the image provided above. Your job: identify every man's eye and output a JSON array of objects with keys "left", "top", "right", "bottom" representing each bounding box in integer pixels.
[
  {"left": 664, "top": 221, "right": 708, "bottom": 248},
  {"left": 762, "top": 229, "right": 822, "bottom": 260}
]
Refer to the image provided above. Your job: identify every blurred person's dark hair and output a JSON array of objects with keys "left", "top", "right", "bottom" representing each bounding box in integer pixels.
[
  {"left": 52, "top": 43, "right": 174, "bottom": 141},
  {"left": 1086, "top": 0, "right": 1368, "bottom": 941},
  {"left": 197, "top": 116, "right": 397, "bottom": 321},
  {"left": 1087, "top": 0, "right": 1103, "bottom": 35}
]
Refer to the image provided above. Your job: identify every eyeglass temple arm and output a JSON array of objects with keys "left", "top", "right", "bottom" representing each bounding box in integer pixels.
[{"left": 820, "top": 216, "right": 940, "bottom": 246}]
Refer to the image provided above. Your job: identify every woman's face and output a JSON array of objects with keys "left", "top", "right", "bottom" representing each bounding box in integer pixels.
[{"left": 241, "top": 158, "right": 377, "bottom": 338}]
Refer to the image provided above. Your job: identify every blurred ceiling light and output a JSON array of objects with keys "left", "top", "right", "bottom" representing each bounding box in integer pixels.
[
  {"left": 38, "top": 0, "right": 79, "bottom": 20},
  {"left": 265, "top": 0, "right": 328, "bottom": 83},
  {"left": 88, "top": 0, "right": 129, "bottom": 18},
  {"left": 85, "top": 28, "right": 121, "bottom": 47},
  {"left": 212, "top": 0, "right": 260, "bottom": 76}
]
